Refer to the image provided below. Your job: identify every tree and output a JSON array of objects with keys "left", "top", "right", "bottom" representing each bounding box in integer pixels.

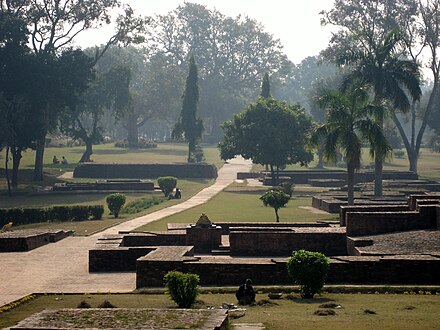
[
  {"left": 260, "top": 72, "right": 271, "bottom": 98},
  {"left": 2, "top": 0, "right": 148, "bottom": 181},
  {"left": 321, "top": 0, "right": 422, "bottom": 197},
  {"left": 260, "top": 189, "right": 290, "bottom": 222},
  {"left": 172, "top": 56, "right": 204, "bottom": 162},
  {"left": 310, "top": 78, "right": 391, "bottom": 205},
  {"left": 147, "top": 3, "right": 286, "bottom": 141},
  {"left": 61, "top": 64, "right": 130, "bottom": 162},
  {"left": 219, "top": 98, "right": 313, "bottom": 185}
]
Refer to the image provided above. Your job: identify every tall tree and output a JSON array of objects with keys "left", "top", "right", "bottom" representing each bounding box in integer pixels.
[
  {"left": 172, "top": 56, "right": 204, "bottom": 162},
  {"left": 321, "top": 0, "right": 422, "bottom": 197},
  {"left": 260, "top": 73, "right": 271, "bottom": 98},
  {"left": 1, "top": 0, "right": 147, "bottom": 181},
  {"left": 310, "top": 78, "right": 391, "bottom": 205},
  {"left": 219, "top": 98, "right": 313, "bottom": 186},
  {"left": 147, "top": 3, "right": 286, "bottom": 141}
]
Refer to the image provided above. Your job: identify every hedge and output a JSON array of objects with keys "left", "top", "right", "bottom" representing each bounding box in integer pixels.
[{"left": 0, "top": 205, "right": 104, "bottom": 227}]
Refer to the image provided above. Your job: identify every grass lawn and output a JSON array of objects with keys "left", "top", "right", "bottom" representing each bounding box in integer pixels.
[
  {"left": 252, "top": 148, "right": 440, "bottom": 180},
  {"left": 137, "top": 182, "right": 337, "bottom": 231},
  {"left": 1, "top": 293, "right": 440, "bottom": 330}
]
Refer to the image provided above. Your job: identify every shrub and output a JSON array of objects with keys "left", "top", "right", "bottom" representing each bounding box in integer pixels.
[
  {"left": 49, "top": 206, "right": 70, "bottom": 222},
  {"left": 164, "top": 271, "right": 200, "bottom": 308},
  {"left": 69, "top": 206, "right": 90, "bottom": 221},
  {"left": 286, "top": 250, "right": 329, "bottom": 299},
  {"left": 394, "top": 150, "right": 405, "bottom": 158},
  {"left": 77, "top": 300, "right": 91, "bottom": 308},
  {"left": 21, "top": 208, "right": 47, "bottom": 225},
  {"left": 158, "top": 176, "right": 178, "bottom": 197},
  {"left": 88, "top": 205, "right": 104, "bottom": 220},
  {"left": 121, "top": 197, "right": 164, "bottom": 214},
  {"left": 106, "top": 193, "right": 126, "bottom": 218},
  {"left": 260, "top": 189, "right": 290, "bottom": 222},
  {"left": 275, "top": 182, "right": 294, "bottom": 197},
  {"left": 97, "top": 300, "right": 117, "bottom": 308}
]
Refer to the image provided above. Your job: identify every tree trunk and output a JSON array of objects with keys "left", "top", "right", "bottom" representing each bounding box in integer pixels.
[
  {"left": 11, "top": 146, "right": 22, "bottom": 188},
  {"left": 347, "top": 160, "right": 355, "bottom": 206},
  {"left": 188, "top": 140, "right": 195, "bottom": 163},
  {"left": 5, "top": 146, "right": 12, "bottom": 196},
  {"left": 79, "top": 140, "right": 93, "bottom": 163},
  {"left": 270, "top": 164, "right": 276, "bottom": 186},
  {"left": 275, "top": 208, "right": 279, "bottom": 223},
  {"left": 126, "top": 114, "right": 139, "bottom": 147},
  {"left": 33, "top": 137, "right": 45, "bottom": 181},
  {"left": 408, "top": 150, "right": 418, "bottom": 173},
  {"left": 392, "top": 112, "right": 419, "bottom": 174},
  {"left": 374, "top": 155, "right": 383, "bottom": 198}
]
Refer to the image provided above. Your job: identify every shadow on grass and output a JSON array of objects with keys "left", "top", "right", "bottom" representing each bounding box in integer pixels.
[{"left": 288, "top": 297, "right": 335, "bottom": 305}]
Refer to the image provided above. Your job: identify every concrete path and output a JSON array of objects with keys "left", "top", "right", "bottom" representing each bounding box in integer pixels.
[{"left": 0, "top": 157, "right": 252, "bottom": 307}]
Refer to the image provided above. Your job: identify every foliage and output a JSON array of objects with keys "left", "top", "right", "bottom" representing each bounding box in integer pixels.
[
  {"left": 274, "top": 182, "right": 294, "bottom": 197},
  {"left": 260, "top": 189, "right": 290, "bottom": 222},
  {"left": 286, "top": 250, "right": 329, "bottom": 299},
  {"left": 121, "top": 197, "right": 164, "bottom": 214},
  {"left": 260, "top": 73, "right": 271, "bottom": 98},
  {"left": 309, "top": 78, "right": 391, "bottom": 205},
  {"left": 157, "top": 177, "right": 178, "bottom": 197},
  {"left": 106, "top": 193, "right": 126, "bottom": 218},
  {"left": 0, "top": 205, "right": 105, "bottom": 226},
  {"left": 163, "top": 271, "right": 200, "bottom": 308},
  {"left": 219, "top": 98, "right": 313, "bottom": 184},
  {"left": 97, "top": 300, "right": 117, "bottom": 308},
  {"left": 77, "top": 301, "right": 91, "bottom": 308},
  {"left": 321, "top": 0, "right": 422, "bottom": 195},
  {"left": 114, "top": 139, "right": 157, "bottom": 149},
  {"left": 427, "top": 134, "right": 440, "bottom": 153},
  {"left": 172, "top": 56, "right": 203, "bottom": 162}
]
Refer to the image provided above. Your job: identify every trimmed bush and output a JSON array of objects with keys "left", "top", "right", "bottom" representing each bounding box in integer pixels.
[
  {"left": 158, "top": 176, "right": 178, "bottom": 197},
  {"left": 106, "top": 193, "right": 126, "bottom": 218},
  {"left": 121, "top": 197, "right": 164, "bottom": 214},
  {"left": 260, "top": 189, "right": 290, "bottom": 222},
  {"left": 70, "top": 206, "right": 90, "bottom": 221},
  {"left": 77, "top": 300, "right": 91, "bottom": 308},
  {"left": 275, "top": 182, "right": 294, "bottom": 197},
  {"left": 97, "top": 300, "right": 117, "bottom": 308},
  {"left": 88, "top": 205, "right": 104, "bottom": 220},
  {"left": 286, "top": 250, "right": 329, "bottom": 299},
  {"left": 164, "top": 271, "right": 199, "bottom": 308},
  {"left": 49, "top": 206, "right": 70, "bottom": 222}
]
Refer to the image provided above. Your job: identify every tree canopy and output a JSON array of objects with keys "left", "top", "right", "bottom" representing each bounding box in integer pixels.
[{"left": 219, "top": 98, "right": 313, "bottom": 183}]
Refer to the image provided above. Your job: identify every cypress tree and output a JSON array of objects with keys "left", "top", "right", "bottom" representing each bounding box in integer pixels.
[
  {"left": 172, "top": 55, "right": 204, "bottom": 162},
  {"left": 260, "top": 72, "right": 271, "bottom": 98}
]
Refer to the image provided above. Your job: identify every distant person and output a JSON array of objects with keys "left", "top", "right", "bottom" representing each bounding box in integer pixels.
[
  {"left": 174, "top": 188, "right": 181, "bottom": 199},
  {"left": 52, "top": 155, "right": 60, "bottom": 164},
  {"left": 61, "top": 156, "right": 68, "bottom": 165},
  {"left": 235, "top": 278, "right": 256, "bottom": 305}
]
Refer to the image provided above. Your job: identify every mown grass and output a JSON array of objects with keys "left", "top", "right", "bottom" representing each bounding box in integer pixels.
[
  {"left": 137, "top": 182, "right": 337, "bottom": 231},
  {"left": 1, "top": 293, "right": 440, "bottom": 330},
  {"left": 252, "top": 148, "right": 440, "bottom": 180}
]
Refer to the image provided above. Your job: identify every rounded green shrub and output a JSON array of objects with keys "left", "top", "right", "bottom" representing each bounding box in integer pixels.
[
  {"left": 106, "top": 193, "right": 126, "bottom": 218},
  {"left": 158, "top": 176, "right": 178, "bottom": 197},
  {"left": 286, "top": 250, "right": 329, "bottom": 299},
  {"left": 164, "top": 271, "right": 199, "bottom": 308}
]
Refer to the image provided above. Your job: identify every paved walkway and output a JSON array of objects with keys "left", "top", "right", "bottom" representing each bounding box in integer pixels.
[{"left": 0, "top": 157, "right": 252, "bottom": 307}]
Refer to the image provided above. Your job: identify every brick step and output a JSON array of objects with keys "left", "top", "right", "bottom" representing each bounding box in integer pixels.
[{"left": 211, "top": 248, "right": 230, "bottom": 255}]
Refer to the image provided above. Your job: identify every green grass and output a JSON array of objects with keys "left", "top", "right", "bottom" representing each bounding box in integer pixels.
[
  {"left": 1, "top": 293, "right": 440, "bottom": 330},
  {"left": 137, "top": 183, "right": 337, "bottom": 231}
]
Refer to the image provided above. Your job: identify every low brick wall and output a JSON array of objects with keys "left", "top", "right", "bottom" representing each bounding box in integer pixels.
[
  {"left": 346, "top": 205, "right": 438, "bottom": 237},
  {"left": 408, "top": 194, "right": 440, "bottom": 210},
  {"left": 229, "top": 228, "right": 347, "bottom": 256},
  {"left": 340, "top": 205, "right": 410, "bottom": 226},
  {"left": 236, "top": 172, "right": 260, "bottom": 180},
  {"left": 73, "top": 163, "right": 218, "bottom": 179},
  {"left": 136, "top": 252, "right": 440, "bottom": 287},
  {"left": 0, "top": 230, "right": 72, "bottom": 252},
  {"left": 89, "top": 246, "right": 155, "bottom": 272},
  {"left": 121, "top": 232, "right": 186, "bottom": 247}
]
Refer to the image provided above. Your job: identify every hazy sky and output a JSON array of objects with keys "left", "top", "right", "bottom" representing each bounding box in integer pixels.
[{"left": 75, "top": 0, "right": 335, "bottom": 64}]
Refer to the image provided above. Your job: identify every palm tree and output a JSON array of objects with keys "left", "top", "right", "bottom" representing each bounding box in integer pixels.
[
  {"left": 339, "top": 30, "right": 421, "bottom": 197},
  {"left": 310, "top": 79, "right": 391, "bottom": 205}
]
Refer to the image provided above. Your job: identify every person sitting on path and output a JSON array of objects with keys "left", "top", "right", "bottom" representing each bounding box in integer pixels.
[{"left": 235, "top": 278, "right": 256, "bottom": 305}]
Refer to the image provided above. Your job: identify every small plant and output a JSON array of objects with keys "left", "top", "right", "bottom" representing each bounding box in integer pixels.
[
  {"left": 106, "top": 193, "right": 126, "bottom": 218},
  {"left": 164, "top": 271, "right": 200, "bottom": 308},
  {"left": 275, "top": 182, "right": 294, "bottom": 197},
  {"left": 286, "top": 250, "right": 329, "bottom": 299},
  {"left": 77, "top": 300, "right": 91, "bottom": 308},
  {"left": 97, "top": 300, "right": 117, "bottom": 308},
  {"left": 121, "top": 197, "right": 164, "bottom": 214},
  {"left": 260, "top": 189, "right": 290, "bottom": 222},
  {"left": 158, "top": 177, "right": 178, "bottom": 197}
]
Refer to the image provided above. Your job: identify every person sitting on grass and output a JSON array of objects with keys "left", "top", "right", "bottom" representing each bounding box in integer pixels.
[
  {"left": 235, "top": 278, "right": 256, "bottom": 305},
  {"left": 52, "top": 155, "right": 60, "bottom": 164},
  {"left": 61, "top": 156, "right": 68, "bottom": 165},
  {"left": 174, "top": 188, "right": 181, "bottom": 199}
]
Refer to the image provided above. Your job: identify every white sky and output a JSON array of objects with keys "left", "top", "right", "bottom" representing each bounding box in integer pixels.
[{"left": 75, "top": 0, "right": 335, "bottom": 64}]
